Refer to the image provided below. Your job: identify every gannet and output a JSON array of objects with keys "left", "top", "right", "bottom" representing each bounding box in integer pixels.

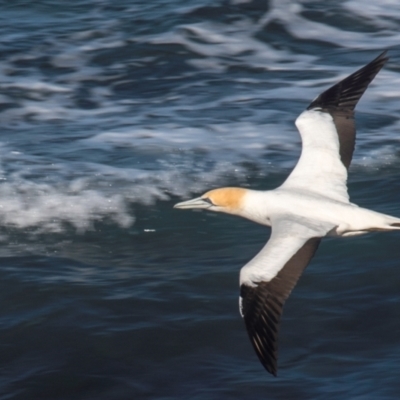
[{"left": 174, "top": 51, "right": 400, "bottom": 376}]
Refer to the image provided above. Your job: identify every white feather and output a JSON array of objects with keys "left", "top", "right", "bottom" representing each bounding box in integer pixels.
[{"left": 281, "top": 110, "right": 349, "bottom": 203}]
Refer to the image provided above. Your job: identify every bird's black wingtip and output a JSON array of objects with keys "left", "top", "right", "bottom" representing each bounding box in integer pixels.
[
  {"left": 372, "top": 50, "right": 389, "bottom": 66},
  {"left": 307, "top": 50, "right": 389, "bottom": 112},
  {"left": 377, "top": 49, "right": 389, "bottom": 60},
  {"left": 263, "top": 360, "right": 278, "bottom": 377}
]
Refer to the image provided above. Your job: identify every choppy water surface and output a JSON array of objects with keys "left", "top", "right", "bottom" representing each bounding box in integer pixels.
[{"left": 1, "top": 1, "right": 400, "bottom": 398}]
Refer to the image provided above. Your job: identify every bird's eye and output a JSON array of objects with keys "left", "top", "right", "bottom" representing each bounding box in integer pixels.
[{"left": 203, "top": 197, "right": 214, "bottom": 205}]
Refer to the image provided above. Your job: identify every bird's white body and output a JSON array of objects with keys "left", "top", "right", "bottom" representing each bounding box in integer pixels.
[{"left": 241, "top": 187, "right": 400, "bottom": 235}]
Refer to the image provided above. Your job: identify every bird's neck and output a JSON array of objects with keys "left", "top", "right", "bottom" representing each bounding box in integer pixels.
[{"left": 236, "top": 189, "right": 273, "bottom": 226}]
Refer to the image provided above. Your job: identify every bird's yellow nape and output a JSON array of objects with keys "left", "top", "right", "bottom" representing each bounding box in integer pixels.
[{"left": 204, "top": 187, "right": 247, "bottom": 211}]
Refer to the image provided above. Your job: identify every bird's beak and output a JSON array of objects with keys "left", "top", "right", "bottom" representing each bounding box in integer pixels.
[{"left": 174, "top": 197, "right": 211, "bottom": 210}]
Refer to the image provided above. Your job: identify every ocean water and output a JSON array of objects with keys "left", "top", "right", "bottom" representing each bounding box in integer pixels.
[{"left": 1, "top": 0, "right": 400, "bottom": 398}]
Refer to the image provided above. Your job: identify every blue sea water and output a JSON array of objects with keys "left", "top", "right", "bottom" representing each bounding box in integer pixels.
[{"left": 1, "top": 0, "right": 400, "bottom": 398}]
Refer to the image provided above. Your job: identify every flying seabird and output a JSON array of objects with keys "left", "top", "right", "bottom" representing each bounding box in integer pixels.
[{"left": 174, "top": 51, "right": 400, "bottom": 376}]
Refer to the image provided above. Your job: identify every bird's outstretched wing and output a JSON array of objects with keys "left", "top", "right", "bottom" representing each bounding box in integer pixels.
[
  {"left": 281, "top": 51, "right": 388, "bottom": 202},
  {"left": 239, "top": 217, "right": 332, "bottom": 376}
]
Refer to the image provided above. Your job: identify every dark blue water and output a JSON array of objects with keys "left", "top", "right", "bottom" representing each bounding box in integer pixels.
[{"left": 1, "top": 0, "right": 400, "bottom": 398}]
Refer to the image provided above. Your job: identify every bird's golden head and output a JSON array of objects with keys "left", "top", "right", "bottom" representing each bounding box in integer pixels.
[
  {"left": 203, "top": 187, "right": 246, "bottom": 211},
  {"left": 174, "top": 187, "right": 247, "bottom": 213}
]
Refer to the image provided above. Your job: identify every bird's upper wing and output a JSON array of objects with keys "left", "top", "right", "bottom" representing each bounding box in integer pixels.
[
  {"left": 280, "top": 51, "right": 388, "bottom": 203},
  {"left": 239, "top": 216, "right": 333, "bottom": 376}
]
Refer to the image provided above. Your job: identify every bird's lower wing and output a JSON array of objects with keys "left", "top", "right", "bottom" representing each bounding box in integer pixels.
[{"left": 239, "top": 217, "right": 330, "bottom": 376}]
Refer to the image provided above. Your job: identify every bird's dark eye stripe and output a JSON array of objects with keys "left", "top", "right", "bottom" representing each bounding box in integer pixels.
[{"left": 203, "top": 197, "right": 214, "bottom": 205}]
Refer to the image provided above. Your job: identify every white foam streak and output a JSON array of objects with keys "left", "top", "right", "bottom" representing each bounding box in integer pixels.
[
  {"left": 0, "top": 143, "right": 251, "bottom": 233},
  {"left": 265, "top": 0, "right": 400, "bottom": 49},
  {"left": 344, "top": 0, "right": 400, "bottom": 28},
  {"left": 0, "top": 181, "right": 133, "bottom": 233}
]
